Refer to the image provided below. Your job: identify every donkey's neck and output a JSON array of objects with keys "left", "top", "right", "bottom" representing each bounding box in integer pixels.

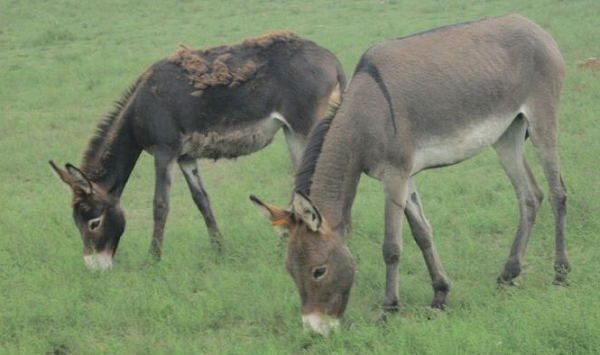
[
  {"left": 309, "top": 118, "right": 363, "bottom": 234},
  {"left": 81, "top": 106, "right": 142, "bottom": 197}
]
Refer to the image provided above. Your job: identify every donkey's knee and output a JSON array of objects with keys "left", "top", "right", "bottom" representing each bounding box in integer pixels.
[
  {"left": 382, "top": 243, "right": 402, "bottom": 264},
  {"left": 549, "top": 187, "right": 567, "bottom": 214},
  {"left": 523, "top": 195, "right": 541, "bottom": 223},
  {"left": 153, "top": 199, "right": 170, "bottom": 221}
]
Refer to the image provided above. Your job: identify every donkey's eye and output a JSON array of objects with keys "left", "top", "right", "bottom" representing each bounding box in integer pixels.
[
  {"left": 88, "top": 217, "right": 102, "bottom": 231},
  {"left": 313, "top": 266, "right": 327, "bottom": 280}
]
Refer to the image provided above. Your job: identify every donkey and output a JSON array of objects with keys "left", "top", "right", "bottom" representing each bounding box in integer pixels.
[
  {"left": 50, "top": 31, "right": 346, "bottom": 270},
  {"left": 251, "top": 15, "right": 570, "bottom": 335}
]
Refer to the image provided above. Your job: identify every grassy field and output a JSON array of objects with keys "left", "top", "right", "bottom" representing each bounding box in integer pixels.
[{"left": 1, "top": 0, "right": 599, "bottom": 354}]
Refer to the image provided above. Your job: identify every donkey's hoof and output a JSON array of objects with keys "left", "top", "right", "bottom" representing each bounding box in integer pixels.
[
  {"left": 554, "top": 262, "right": 571, "bottom": 275},
  {"left": 552, "top": 261, "right": 571, "bottom": 286},
  {"left": 552, "top": 279, "right": 569, "bottom": 286},
  {"left": 552, "top": 272, "right": 569, "bottom": 286},
  {"left": 430, "top": 300, "right": 446, "bottom": 310},
  {"left": 147, "top": 249, "right": 162, "bottom": 262},
  {"left": 430, "top": 287, "right": 449, "bottom": 310},
  {"left": 496, "top": 276, "right": 516, "bottom": 286},
  {"left": 378, "top": 302, "right": 399, "bottom": 323},
  {"left": 498, "top": 262, "right": 521, "bottom": 283},
  {"left": 382, "top": 302, "right": 399, "bottom": 313}
]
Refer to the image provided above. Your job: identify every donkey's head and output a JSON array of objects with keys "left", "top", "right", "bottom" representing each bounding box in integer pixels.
[
  {"left": 50, "top": 161, "right": 125, "bottom": 271},
  {"left": 251, "top": 192, "right": 355, "bottom": 336}
]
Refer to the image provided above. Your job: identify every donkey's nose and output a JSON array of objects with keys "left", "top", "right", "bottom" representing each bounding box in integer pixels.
[
  {"left": 84, "top": 252, "right": 113, "bottom": 271},
  {"left": 302, "top": 313, "right": 340, "bottom": 336}
]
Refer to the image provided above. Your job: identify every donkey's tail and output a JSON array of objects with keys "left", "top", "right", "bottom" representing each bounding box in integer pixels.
[
  {"left": 328, "top": 61, "right": 347, "bottom": 107},
  {"left": 336, "top": 61, "right": 347, "bottom": 98}
]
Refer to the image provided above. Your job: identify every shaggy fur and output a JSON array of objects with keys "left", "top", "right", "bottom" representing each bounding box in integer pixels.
[{"left": 168, "top": 31, "right": 299, "bottom": 97}]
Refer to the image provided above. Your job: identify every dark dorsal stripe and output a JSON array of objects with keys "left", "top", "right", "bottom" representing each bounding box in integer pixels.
[
  {"left": 354, "top": 57, "right": 397, "bottom": 133},
  {"left": 294, "top": 103, "right": 340, "bottom": 195},
  {"left": 81, "top": 77, "right": 142, "bottom": 178},
  {"left": 393, "top": 18, "right": 479, "bottom": 42}
]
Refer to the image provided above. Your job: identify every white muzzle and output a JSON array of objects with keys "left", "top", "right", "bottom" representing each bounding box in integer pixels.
[
  {"left": 84, "top": 252, "right": 113, "bottom": 271},
  {"left": 302, "top": 313, "right": 340, "bottom": 336}
]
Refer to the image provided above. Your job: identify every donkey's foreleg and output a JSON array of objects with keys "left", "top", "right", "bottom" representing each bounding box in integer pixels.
[
  {"left": 178, "top": 156, "right": 224, "bottom": 252},
  {"left": 381, "top": 172, "right": 410, "bottom": 314},
  {"left": 493, "top": 117, "right": 542, "bottom": 284},
  {"left": 405, "top": 179, "right": 449, "bottom": 308},
  {"left": 150, "top": 152, "right": 176, "bottom": 260}
]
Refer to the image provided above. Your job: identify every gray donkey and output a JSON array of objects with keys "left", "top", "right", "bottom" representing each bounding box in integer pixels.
[
  {"left": 51, "top": 31, "right": 345, "bottom": 270},
  {"left": 252, "top": 15, "right": 569, "bottom": 335}
]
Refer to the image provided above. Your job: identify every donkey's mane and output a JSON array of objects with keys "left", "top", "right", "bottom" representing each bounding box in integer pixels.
[
  {"left": 81, "top": 76, "right": 142, "bottom": 179},
  {"left": 294, "top": 103, "right": 341, "bottom": 195}
]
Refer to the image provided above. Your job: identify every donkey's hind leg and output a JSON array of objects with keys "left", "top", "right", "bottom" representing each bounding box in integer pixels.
[
  {"left": 283, "top": 128, "right": 306, "bottom": 170},
  {"left": 525, "top": 104, "right": 570, "bottom": 284},
  {"left": 405, "top": 179, "right": 450, "bottom": 308},
  {"left": 493, "top": 115, "right": 543, "bottom": 284},
  {"left": 178, "top": 155, "right": 224, "bottom": 252},
  {"left": 150, "top": 151, "right": 177, "bottom": 260}
]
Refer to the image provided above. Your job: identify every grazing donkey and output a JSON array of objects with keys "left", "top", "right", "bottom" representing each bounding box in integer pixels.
[
  {"left": 251, "top": 15, "right": 570, "bottom": 335},
  {"left": 50, "top": 31, "right": 346, "bottom": 270}
]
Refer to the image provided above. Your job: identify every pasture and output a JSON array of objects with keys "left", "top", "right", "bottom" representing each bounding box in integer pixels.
[{"left": 1, "top": 0, "right": 599, "bottom": 354}]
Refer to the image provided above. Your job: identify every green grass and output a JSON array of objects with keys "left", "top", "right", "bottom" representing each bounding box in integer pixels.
[{"left": 1, "top": 0, "right": 599, "bottom": 354}]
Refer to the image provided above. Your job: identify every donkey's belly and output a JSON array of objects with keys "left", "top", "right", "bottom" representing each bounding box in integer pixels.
[
  {"left": 411, "top": 110, "right": 521, "bottom": 174},
  {"left": 181, "top": 113, "right": 289, "bottom": 160}
]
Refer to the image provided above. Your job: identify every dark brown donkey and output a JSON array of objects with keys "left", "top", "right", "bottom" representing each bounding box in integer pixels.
[
  {"left": 251, "top": 15, "right": 570, "bottom": 335},
  {"left": 50, "top": 31, "right": 346, "bottom": 270}
]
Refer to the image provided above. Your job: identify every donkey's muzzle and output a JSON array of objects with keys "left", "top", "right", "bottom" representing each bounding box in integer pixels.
[
  {"left": 84, "top": 251, "right": 113, "bottom": 271},
  {"left": 302, "top": 313, "right": 340, "bottom": 336}
]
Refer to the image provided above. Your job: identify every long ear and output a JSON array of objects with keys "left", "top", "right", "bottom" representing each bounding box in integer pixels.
[
  {"left": 249, "top": 195, "right": 293, "bottom": 234},
  {"left": 292, "top": 191, "right": 322, "bottom": 232},
  {"left": 65, "top": 163, "right": 93, "bottom": 195},
  {"left": 49, "top": 160, "right": 74, "bottom": 187}
]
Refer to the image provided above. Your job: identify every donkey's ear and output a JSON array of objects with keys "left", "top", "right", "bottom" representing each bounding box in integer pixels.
[
  {"left": 49, "top": 160, "right": 74, "bottom": 187},
  {"left": 249, "top": 195, "right": 293, "bottom": 234},
  {"left": 292, "top": 191, "right": 322, "bottom": 232},
  {"left": 65, "top": 163, "right": 93, "bottom": 195}
]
